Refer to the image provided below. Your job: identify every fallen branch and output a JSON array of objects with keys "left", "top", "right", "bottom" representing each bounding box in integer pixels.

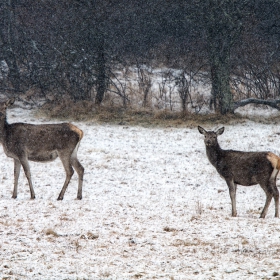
[{"left": 233, "top": 98, "right": 280, "bottom": 111}]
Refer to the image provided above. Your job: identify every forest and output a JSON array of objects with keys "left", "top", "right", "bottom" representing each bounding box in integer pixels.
[{"left": 1, "top": 0, "right": 280, "bottom": 115}]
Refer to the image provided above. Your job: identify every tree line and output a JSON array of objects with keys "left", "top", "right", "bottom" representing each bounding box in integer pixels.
[{"left": 1, "top": 0, "right": 280, "bottom": 114}]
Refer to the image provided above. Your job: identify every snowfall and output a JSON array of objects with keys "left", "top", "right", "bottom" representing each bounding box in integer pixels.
[{"left": 1, "top": 105, "right": 280, "bottom": 280}]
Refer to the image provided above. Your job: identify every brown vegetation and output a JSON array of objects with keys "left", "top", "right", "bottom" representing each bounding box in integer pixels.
[{"left": 38, "top": 98, "right": 255, "bottom": 128}]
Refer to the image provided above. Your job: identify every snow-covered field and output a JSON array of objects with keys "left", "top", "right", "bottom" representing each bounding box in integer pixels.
[{"left": 1, "top": 107, "right": 280, "bottom": 279}]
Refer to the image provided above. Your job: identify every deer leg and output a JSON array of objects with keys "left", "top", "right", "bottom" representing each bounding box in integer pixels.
[
  {"left": 19, "top": 157, "right": 35, "bottom": 199},
  {"left": 57, "top": 154, "right": 74, "bottom": 200},
  {"left": 269, "top": 169, "right": 279, "bottom": 218},
  {"left": 259, "top": 170, "right": 279, "bottom": 218},
  {"left": 260, "top": 192, "right": 273, "bottom": 219},
  {"left": 12, "top": 159, "right": 21, "bottom": 199},
  {"left": 273, "top": 186, "right": 279, "bottom": 218},
  {"left": 71, "top": 156, "right": 84, "bottom": 200},
  {"left": 226, "top": 180, "right": 237, "bottom": 217},
  {"left": 259, "top": 182, "right": 274, "bottom": 218}
]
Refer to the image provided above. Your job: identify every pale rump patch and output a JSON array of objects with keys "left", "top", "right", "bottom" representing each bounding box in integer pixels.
[
  {"left": 267, "top": 152, "right": 280, "bottom": 170},
  {"left": 68, "top": 123, "right": 84, "bottom": 140}
]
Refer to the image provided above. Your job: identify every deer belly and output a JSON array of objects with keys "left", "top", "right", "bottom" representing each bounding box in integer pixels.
[
  {"left": 234, "top": 175, "right": 258, "bottom": 186},
  {"left": 28, "top": 151, "right": 58, "bottom": 162},
  {"left": 220, "top": 170, "right": 259, "bottom": 186}
]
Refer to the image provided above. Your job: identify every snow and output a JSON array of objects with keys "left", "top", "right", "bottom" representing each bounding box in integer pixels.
[{"left": 1, "top": 107, "right": 280, "bottom": 279}]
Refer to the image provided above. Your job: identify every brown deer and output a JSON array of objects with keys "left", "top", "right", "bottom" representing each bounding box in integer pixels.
[
  {"left": 198, "top": 126, "right": 280, "bottom": 218},
  {"left": 0, "top": 98, "right": 84, "bottom": 200}
]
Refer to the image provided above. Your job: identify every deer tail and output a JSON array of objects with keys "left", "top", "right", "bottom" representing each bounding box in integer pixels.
[
  {"left": 267, "top": 152, "right": 280, "bottom": 170},
  {"left": 68, "top": 123, "right": 84, "bottom": 141}
]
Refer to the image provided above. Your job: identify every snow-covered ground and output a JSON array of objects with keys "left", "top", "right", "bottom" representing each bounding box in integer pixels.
[{"left": 1, "top": 107, "right": 280, "bottom": 279}]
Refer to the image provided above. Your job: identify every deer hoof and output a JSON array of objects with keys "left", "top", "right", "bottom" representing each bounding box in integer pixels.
[
  {"left": 57, "top": 196, "right": 63, "bottom": 201},
  {"left": 12, "top": 195, "right": 17, "bottom": 199},
  {"left": 77, "top": 195, "right": 82, "bottom": 200}
]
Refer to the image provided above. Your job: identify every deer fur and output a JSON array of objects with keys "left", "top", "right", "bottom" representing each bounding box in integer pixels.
[
  {"left": 0, "top": 98, "right": 84, "bottom": 200},
  {"left": 198, "top": 125, "right": 279, "bottom": 218}
]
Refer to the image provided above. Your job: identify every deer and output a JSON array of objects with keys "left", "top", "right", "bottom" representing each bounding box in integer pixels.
[
  {"left": 0, "top": 98, "right": 84, "bottom": 200},
  {"left": 198, "top": 126, "right": 280, "bottom": 218}
]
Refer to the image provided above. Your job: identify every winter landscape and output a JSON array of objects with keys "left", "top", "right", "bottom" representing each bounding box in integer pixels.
[
  {"left": 0, "top": 105, "right": 279, "bottom": 280},
  {"left": 2, "top": 1, "right": 280, "bottom": 279}
]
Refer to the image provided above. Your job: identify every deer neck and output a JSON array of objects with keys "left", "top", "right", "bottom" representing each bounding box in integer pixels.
[
  {"left": 0, "top": 117, "right": 8, "bottom": 143},
  {"left": 206, "top": 143, "right": 222, "bottom": 168}
]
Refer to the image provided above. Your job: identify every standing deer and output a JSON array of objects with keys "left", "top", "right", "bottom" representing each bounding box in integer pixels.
[
  {"left": 198, "top": 126, "right": 280, "bottom": 218},
  {"left": 0, "top": 98, "right": 84, "bottom": 200}
]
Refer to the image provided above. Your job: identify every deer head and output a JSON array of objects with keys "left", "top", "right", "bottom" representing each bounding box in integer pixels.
[{"left": 198, "top": 126, "right": 224, "bottom": 147}]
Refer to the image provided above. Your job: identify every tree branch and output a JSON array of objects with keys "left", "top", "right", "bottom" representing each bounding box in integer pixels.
[{"left": 233, "top": 98, "right": 280, "bottom": 111}]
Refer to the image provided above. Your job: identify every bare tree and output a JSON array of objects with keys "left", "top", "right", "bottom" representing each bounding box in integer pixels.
[
  {"left": 136, "top": 64, "right": 153, "bottom": 108},
  {"left": 108, "top": 67, "right": 130, "bottom": 107}
]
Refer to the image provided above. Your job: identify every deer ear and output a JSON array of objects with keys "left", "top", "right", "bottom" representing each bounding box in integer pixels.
[
  {"left": 216, "top": 127, "right": 225, "bottom": 135},
  {"left": 198, "top": 126, "right": 207, "bottom": 135},
  {"left": 5, "top": 98, "right": 15, "bottom": 108}
]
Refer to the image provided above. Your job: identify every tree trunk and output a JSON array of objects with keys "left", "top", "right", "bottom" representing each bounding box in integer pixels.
[
  {"left": 210, "top": 54, "right": 233, "bottom": 115},
  {"left": 95, "top": 38, "right": 107, "bottom": 105},
  {"left": 1, "top": 0, "right": 21, "bottom": 92}
]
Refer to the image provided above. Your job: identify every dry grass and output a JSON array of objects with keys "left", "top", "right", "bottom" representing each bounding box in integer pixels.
[
  {"left": 80, "top": 232, "right": 99, "bottom": 240},
  {"left": 45, "top": 228, "right": 59, "bottom": 237},
  {"left": 37, "top": 99, "right": 254, "bottom": 128},
  {"left": 38, "top": 99, "right": 95, "bottom": 121},
  {"left": 163, "top": 226, "right": 178, "bottom": 232},
  {"left": 172, "top": 238, "right": 212, "bottom": 247},
  {"left": 195, "top": 200, "right": 204, "bottom": 215}
]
